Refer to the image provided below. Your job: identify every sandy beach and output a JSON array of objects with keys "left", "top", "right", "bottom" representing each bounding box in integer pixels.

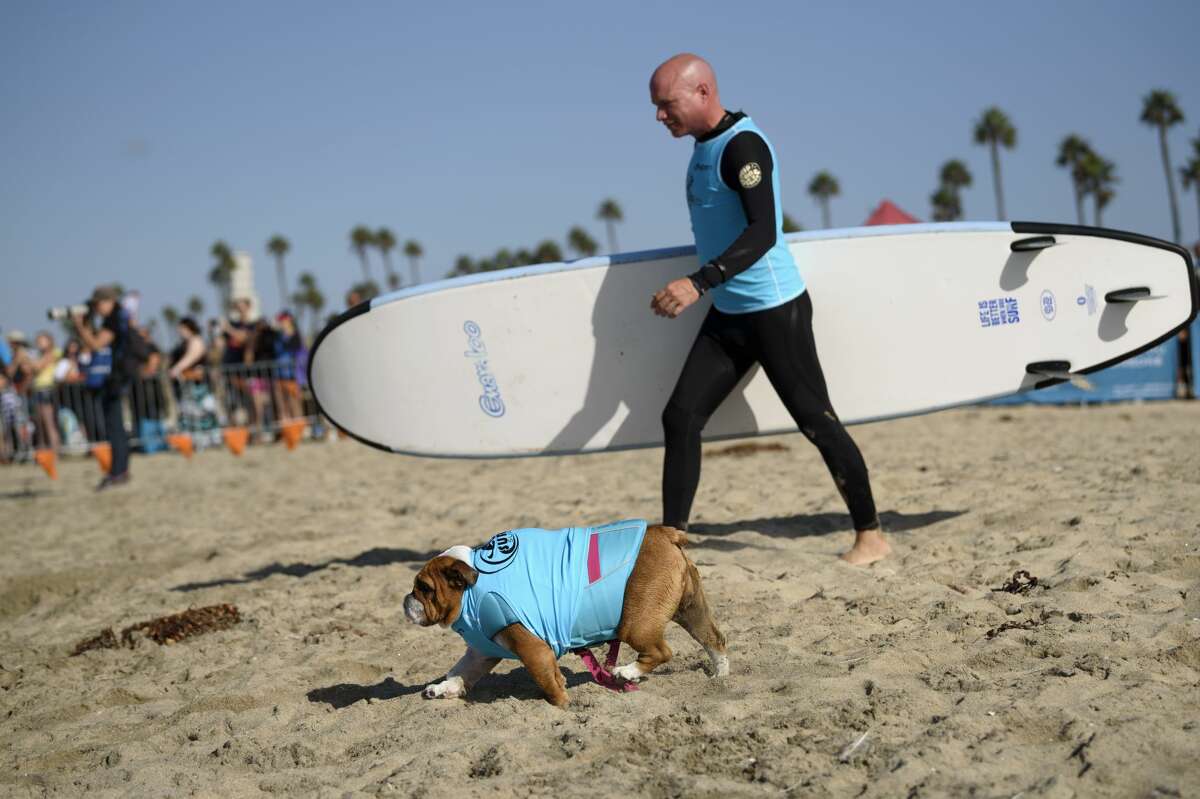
[{"left": 2, "top": 402, "right": 1198, "bottom": 798}]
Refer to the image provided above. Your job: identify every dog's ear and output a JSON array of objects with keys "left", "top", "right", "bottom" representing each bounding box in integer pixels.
[{"left": 443, "top": 560, "right": 478, "bottom": 591}]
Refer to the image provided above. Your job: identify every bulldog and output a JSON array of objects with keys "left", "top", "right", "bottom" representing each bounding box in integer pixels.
[{"left": 403, "top": 519, "right": 728, "bottom": 707}]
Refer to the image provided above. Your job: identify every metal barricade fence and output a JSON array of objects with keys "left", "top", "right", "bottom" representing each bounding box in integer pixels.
[{"left": 1, "top": 359, "right": 324, "bottom": 467}]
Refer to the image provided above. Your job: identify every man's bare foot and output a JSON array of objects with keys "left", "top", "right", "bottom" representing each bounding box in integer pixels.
[{"left": 839, "top": 527, "right": 891, "bottom": 566}]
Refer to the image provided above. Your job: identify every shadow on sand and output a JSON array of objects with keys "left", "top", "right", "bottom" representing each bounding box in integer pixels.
[
  {"left": 172, "top": 546, "right": 442, "bottom": 592},
  {"left": 690, "top": 508, "right": 966, "bottom": 545}
]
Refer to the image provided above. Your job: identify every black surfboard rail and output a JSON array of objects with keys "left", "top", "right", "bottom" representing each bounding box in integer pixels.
[
  {"left": 1011, "top": 221, "right": 1199, "bottom": 389},
  {"left": 305, "top": 299, "right": 396, "bottom": 453}
]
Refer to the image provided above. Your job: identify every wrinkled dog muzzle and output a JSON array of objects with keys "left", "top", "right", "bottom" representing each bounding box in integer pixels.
[{"left": 403, "top": 593, "right": 426, "bottom": 625}]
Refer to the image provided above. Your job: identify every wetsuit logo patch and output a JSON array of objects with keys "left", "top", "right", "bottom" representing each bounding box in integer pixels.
[
  {"left": 474, "top": 531, "right": 519, "bottom": 573},
  {"left": 738, "top": 162, "right": 762, "bottom": 189}
]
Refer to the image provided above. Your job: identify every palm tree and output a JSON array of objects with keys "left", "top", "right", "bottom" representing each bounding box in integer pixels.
[
  {"left": 931, "top": 187, "right": 959, "bottom": 222},
  {"left": 973, "top": 107, "right": 1016, "bottom": 220},
  {"left": 350, "top": 280, "right": 381, "bottom": 302},
  {"left": 1080, "top": 151, "right": 1113, "bottom": 225},
  {"left": 403, "top": 239, "right": 423, "bottom": 285},
  {"left": 266, "top": 234, "right": 291, "bottom": 312},
  {"left": 939, "top": 159, "right": 972, "bottom": 211},
  {"left": 450, "top": 255, "right": 475, "bottom": 277},
  {"left": 161, "top": 305, "right": 180, "bottom": 336},
  {"left": 1141, "top": 90, "right": 1185, "bottom": 243},
  {"left": 1056, "top": 135, "right": 1093, "bottom": 225},
  {"left": 781, "top": 213, "right": 803, "bottom": 233},
  {"left": 294, "top": 272, "right": 325, "bottom": 342},
  {"left": 930, "top": 186, "right": 962, "bottom": 222},
  {"left": 1179, "top": 134, "right": 1200, "bottom": 240},
  {"left": 596, "top": 199, "right": 623, "bottom": 253},
  {"left": 208, "top": 240, "right": 235, "bottom": 313},
  {"left": 186, "top": 295, "right": 204, "bottom": 318},
  {"left": 375, "top": 227, "right": 400, "bottom": 290},
  {"left": 567, "top": 226, "right": 599, "bottom": 258},
  {"left": 349, "top": 226, "right": 376, "bottom": 282},
  {"left": 807, "top": 171, "right": 839, "bottom": 229},
  {"left": 534, "top": 240, "right": 563, "bottom": 263}
]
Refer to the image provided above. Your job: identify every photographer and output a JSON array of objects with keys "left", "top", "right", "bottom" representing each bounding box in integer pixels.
[{"left": 71, "top": 285, "right": 133, "bottom": 490}]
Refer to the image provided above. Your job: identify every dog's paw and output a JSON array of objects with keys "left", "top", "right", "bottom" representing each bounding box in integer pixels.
[
  {"left": 612, "top": 663, "right": 644, "bottom": 682},
  {"left": 711, "top": 653, "right": 730, "bottom": 678},
  {"left": 422, "top": 677, "right": 465, "bottom": 700}
]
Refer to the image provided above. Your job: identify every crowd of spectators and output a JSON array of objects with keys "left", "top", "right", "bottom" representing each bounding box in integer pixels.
[{"left": 1, "top": 291, "right": 311, "bottom": 465}]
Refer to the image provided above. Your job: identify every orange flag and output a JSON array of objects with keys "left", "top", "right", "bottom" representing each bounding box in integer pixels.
[
  {"left": 167, "top": 433, "right": 194, "bottom": 459},
  {"left": 34, "top": 448, "right": 58, "bottom": 480},
  {"left": 222, "top": 427, "right": 248, "bottom": 456},
  {"left": 280, "top": 420, "right": 306, "bottom": 450},
  {"left": 91, "top": 443, "right": 112, "bottom": 473}
]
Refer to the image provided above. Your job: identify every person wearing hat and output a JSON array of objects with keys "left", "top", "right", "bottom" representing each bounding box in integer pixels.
[{"left": 72, "top": 285, "right": 133, "bottom": 489}]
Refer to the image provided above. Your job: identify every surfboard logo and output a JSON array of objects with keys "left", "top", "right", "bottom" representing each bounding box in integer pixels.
[
  {"left": 474, "top": 530, "right": 519, "bottom": 573},
  {"left": 1076, "top": 284, "right": 1097, "bottom": 316},
  {"left": 977, "top": 297, "right": 1020, "bottom": 328},
  {"left": 1040, "top": 290, "right": 1057, "bottom": 321},
  {"left": 463, "top": 321, "right": 506, "bottom": 418}
]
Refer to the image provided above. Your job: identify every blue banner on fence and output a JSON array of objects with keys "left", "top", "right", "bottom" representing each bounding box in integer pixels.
[{"left": 993, "top": 338, "right": 1179, "bottom": 405}]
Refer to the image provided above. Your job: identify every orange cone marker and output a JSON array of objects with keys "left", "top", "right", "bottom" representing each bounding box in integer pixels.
[
  {"left": 35, "top": 448, "right": 58, "bottom": 480},
  {"left": 222, "top": 427, "right": 248, "bottom": 456},
  {"left": 167, "top": 433, "right": 194, "bottom": 459},
  {"left": 280, "top": 420, "right": 306, "bottom": 450},
  {"left": 91, "top": 443, "right": 112, "bottom": 473}
]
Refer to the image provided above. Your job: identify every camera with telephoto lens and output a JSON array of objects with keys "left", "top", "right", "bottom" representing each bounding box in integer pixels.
[{"left": 46, "top": 303, "right": 92, "bottom": 321}]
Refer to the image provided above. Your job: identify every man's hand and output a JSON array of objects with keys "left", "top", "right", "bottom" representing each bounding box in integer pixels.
[{"left": 651, "top": 278, "right": 700, "bottom": 319}]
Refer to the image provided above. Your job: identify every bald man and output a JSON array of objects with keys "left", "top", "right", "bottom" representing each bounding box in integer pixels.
[{"left": 648, "top": 54, "right": 889, "bottom": 565}]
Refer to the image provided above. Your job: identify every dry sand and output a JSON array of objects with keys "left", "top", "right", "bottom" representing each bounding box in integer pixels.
[{"left": 2, "top": 403, "right": 1198, "bottom": 798}]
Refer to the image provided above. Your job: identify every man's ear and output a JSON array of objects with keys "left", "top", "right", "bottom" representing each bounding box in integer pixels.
[{"left": 443, "top": 560, "right": 478, "bottom": 591}]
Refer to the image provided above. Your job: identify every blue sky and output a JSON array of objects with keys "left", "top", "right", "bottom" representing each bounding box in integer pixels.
[{"left": 3, "top": 0, "right": 1199, "bottom": 341}]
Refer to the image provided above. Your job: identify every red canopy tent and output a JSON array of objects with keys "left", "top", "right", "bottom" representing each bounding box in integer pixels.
[{"left": 864, "top": 199, "right": 919, "bottom": 226}]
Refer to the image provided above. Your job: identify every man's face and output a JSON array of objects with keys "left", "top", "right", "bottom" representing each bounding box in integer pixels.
[
  {"left": 94, "top": 298, "right": 116, "bottom": 317},
  {"left": 650, "top": 75, "right": 707, "bottom": 138}
]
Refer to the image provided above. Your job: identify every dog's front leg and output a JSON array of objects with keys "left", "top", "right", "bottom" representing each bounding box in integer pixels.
[
  {"left": 423, "top": 646, "right": 500, "bottom": 700},
  {"left": 494, "top": 623, "right": 568, "bottom": 707}
]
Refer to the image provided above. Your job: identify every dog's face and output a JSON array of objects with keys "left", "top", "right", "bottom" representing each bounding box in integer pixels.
[{"left": 403, "top": 556, "right": 478, "bottom": 627}]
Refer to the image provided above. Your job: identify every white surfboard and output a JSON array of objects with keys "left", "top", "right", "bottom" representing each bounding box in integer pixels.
[{"left": 308, "top": 222, "right": 1197, "bottom": 457}]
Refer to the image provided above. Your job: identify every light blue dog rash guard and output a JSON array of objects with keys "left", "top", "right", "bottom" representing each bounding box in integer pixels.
[{"left": 450, "top": 519, "right": 648, "bottom": 659}]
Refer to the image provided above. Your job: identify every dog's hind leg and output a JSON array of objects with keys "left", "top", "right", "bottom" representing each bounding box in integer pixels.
[
  {"left": 612, "top": 627, "right": 673, "bottom": 683},
  {"left": 613, "top": 526, "right": 688, "bottom": 683},
  {"left": 673, "top": 561, "right": 729, "bottom": 677}
]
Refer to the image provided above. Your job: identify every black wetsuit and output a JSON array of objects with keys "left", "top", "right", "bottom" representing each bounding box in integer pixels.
[{"left": 663, "top": 111, "right": 879, "bottom": 532}]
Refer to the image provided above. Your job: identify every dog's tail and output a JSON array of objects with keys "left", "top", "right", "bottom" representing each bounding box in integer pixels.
[{"left": 651, "top": 524, "right": 689, "bottom": 549}]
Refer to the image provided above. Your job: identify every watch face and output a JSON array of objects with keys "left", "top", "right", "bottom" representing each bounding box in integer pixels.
[{"left": 738, "top": 162, "right": 762, "bottom": 189}]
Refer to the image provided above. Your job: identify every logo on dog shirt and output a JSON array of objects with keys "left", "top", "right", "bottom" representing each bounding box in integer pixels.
[{"left": 474, "top": 530, "right": 519, "bottom": 573}]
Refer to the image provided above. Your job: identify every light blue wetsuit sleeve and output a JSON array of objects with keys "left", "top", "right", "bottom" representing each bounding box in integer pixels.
[{"left": 477, "top": 592, "right": 521, "bottom": 640}]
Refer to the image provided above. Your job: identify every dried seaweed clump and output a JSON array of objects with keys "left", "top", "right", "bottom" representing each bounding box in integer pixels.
[
  {"left": 70, "top": 604, "right": 241, "bottom": 656},
  {"left": 71, "top": 627, "right": 118, "bottom": 656},
  {"left": 995, "top": 570, "right": 1040, "bottom": 595}
]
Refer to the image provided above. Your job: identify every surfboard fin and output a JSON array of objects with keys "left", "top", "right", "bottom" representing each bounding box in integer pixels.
[
  {"left": 1010, "top": 235, "right": 1056, "bottom": 252},
  {"left": 1104, "top": 286, "right": 1165, "bottom": 303},
  {"left": 1025, "top": 360, "right": 1094, "bottom": 391}
]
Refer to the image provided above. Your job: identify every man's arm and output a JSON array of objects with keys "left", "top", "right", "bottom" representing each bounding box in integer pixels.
[
  {"left": 688, "top": 130, "right": 778, "bottom": 292},
  {"left": 73, "top": 315, "right": 114, "bottom": 351}
]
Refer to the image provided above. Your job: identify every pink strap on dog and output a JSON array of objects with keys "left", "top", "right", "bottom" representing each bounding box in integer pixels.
[{"left": 574, "top": 641, "right": 638, "bottom": 692}]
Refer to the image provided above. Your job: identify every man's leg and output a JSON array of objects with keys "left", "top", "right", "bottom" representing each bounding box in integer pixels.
[
  {"left": 662, "top": 311, "right": 753, "bottom": 529},
  {"left": 103, "top": 389, "right": 130, "bottom": 478},
  {"left": 753, "top": 293, "right": 889, "bottom": 565}
]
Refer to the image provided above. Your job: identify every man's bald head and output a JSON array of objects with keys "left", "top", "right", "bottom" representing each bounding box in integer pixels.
[{"left": 650, "top": 54, "right": 725, "bottom": 139}]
